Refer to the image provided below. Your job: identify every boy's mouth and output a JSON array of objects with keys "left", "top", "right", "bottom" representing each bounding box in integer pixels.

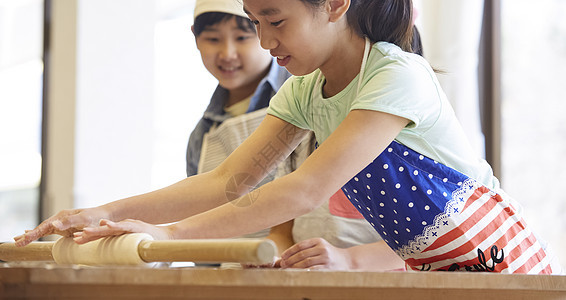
[{"left": 219, "top": 65, "right": 241, "bottom": 73}]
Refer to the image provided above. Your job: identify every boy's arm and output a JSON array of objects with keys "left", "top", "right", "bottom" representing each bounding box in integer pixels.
[
  {"left": 280, "top": 238, "right": 405, "bottom": 271},
  {"left": 265, "top": 220, "right": 295, "bottom": 257}
]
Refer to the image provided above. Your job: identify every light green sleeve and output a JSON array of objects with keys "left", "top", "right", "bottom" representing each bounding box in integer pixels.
[
  {"left": 350, "top": 54, "right": 442, "bottom": 131},
  {"left": 266, "top": 75, "right": 312, "bottom": 131}
]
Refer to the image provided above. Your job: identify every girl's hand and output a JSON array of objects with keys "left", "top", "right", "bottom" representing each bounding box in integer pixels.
[
  {"left": 14, "top": 207, "right": 110, "bottom": 247},
  {"left": 72, "top": 219, "right": 174, "bottom": 244},
  {"left": 279, "top": 238, "right": 351, "bottom": 270}
]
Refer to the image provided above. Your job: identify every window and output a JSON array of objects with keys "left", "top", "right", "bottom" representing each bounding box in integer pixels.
[
  {"left": 152, "top": 1, "right": 216, "bottom": 188},
  {"left": 501, "top": 0, "right": 566, "bottom": 267},
  {"left": 38, "top": 1, "right": 218, "bottom": 217},
  {"left": 0, "top": 0, "right": 43, "bottom": 240}
]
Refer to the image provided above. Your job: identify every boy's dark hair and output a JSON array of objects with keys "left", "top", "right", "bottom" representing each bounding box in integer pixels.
[
  {"left": 193, "top": 12, "right": 256, "bottom": 37},
  {"left": 300, "top": 0, "right": 418, "bottom": 55}
]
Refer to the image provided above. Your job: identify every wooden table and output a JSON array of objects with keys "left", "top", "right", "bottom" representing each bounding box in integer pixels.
[{"left": 1, "top": 263, "right": 565, "bottom": 299}]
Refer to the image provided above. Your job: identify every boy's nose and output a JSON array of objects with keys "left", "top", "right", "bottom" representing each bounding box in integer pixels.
[{"left": 219, "top": 41, "right": 238, "bottom": 60}]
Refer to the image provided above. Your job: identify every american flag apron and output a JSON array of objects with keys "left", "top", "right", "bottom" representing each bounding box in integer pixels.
[{"left": 341, "top": 140, "right": 560, "bottom": 274}]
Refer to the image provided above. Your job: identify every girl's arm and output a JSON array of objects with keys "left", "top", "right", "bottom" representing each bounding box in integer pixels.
[
  {"left": 73, "top": 110, "right": 409, "bottom": 243},
  {"left": 15, "top": 115, "right": 308, "bottom": 246}
]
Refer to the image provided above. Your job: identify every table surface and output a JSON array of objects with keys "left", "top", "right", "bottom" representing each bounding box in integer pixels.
[{"left": 1, "top": 263, "right": 566, "bottom": 299}]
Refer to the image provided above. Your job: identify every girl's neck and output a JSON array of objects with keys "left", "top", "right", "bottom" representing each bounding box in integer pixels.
[{"left": 320, "top": 34, "right": 367, "bottom": 98}]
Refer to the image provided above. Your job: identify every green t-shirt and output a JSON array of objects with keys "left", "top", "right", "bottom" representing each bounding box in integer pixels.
[{"left": 267, "top": 42, "right": 500, "bottom": 190}]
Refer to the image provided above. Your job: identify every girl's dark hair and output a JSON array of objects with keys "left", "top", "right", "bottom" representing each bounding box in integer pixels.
[
  {"left": 193, "top": 12, "right": 256, "bottom": 37},
  {"left": 411, "top": 26, "right": 424, "bottom": 56},
  {"left": 300, "top": 0, "right": 418, "bottom": 54}
]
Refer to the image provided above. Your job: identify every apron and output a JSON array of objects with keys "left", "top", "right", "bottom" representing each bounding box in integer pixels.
[
  {"left": 198, "top": 107, "right": 268, "bottom": 174},
  {"left": 340, "top": 38, "right": 561, "bottom": 274},
  {"left": 199, "top": 107, "right": 273, "bottom": 239}
]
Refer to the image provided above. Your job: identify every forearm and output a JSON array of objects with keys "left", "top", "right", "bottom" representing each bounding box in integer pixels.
[
  {"left": 266, "top": 220, "right": 295, "bottom": 256},
  {"left": 102, "top": 169, "right": 235, "bottom": 224},
  {"left": 347, "top": 241, "right": 405, "bottom": 271},
  {"left": 168, "top": 173, "right": 326, "bottom": 240}
]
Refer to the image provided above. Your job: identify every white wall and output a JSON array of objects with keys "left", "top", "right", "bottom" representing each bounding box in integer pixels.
[
  {"left": 0, "top": 0, "right": 43, "bottom": 190},
  {"left": 152, "top": 0, "right": 214, "bottom": 189},
  {"left": 44, "top": 0, "right": 213, "bottom": 215},
  {"left": 415, "top": 0, "right": 566, "bottom": 271},
  {"left": 0, "top": 0, "right": 44, "bottom": 240},
  {"left": 44, "top": 0, "right": 157, "bottom": 215},
  {"left": 414, "top": 0, "right": 486, "bottom": 157},
  {"left": 73, "top": 0, "right": 156, "bottom": 207}
]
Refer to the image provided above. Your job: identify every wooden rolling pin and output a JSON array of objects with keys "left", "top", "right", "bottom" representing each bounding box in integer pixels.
[{"left": 0, "top": 233, "right": 277, "bottom": 266}]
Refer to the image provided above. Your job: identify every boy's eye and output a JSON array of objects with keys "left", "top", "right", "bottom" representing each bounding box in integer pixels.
[
  {"left": 251, "top": 20, "right": 260, "bottom": 26},
  {"left": 205, "top": 37, "right": 219, "bottom": 42},
  {"left": 237, "top": 36, "right": 251, "bottom": 41}
]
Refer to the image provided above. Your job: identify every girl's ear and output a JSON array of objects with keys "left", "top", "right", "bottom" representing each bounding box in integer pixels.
[{"left": 326, "top": 0, "right": 350, "bottom": 22}]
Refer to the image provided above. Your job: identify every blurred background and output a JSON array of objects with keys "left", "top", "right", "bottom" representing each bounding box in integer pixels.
[{"left": 0, "top": 0, "right": 564, "bottom": 270}]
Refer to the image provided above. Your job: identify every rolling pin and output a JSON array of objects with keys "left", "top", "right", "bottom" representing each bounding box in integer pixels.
[{"left": 0, "top": 233, "right": 277, "bottom": 266}]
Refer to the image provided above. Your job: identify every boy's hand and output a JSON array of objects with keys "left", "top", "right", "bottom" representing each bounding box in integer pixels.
[
  {"left": 279, "top": 238, "right": 351, "bottom": 270},
  {"left": 242, "top": 257, "right": 281, "bottom": 269},
  {"left": 13, "top": 208, "right": 109, "bottom": 247}
]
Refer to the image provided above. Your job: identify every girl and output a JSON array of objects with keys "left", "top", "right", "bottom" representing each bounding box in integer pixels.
[
  {"left": 16, "top": 0, "right": 561, "bottom": 274},
  {"left": 188, "top": 0, "right": 402, "bottom": 269}
]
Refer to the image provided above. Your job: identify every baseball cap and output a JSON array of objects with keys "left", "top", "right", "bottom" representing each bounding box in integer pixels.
[{"left": 193, "top": 0, "right": 248, "bottom": 20}]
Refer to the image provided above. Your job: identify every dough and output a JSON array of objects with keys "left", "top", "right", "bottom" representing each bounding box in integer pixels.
[{"left": 52, "top": 233, "right": 154, "bottom": 266}]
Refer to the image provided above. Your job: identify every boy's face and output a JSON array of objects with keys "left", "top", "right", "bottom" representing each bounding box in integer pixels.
[{"left": 194, "top": 17, "right": 272, "bottom": 93}]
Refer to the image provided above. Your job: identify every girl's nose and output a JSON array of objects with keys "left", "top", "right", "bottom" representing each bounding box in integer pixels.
[{"left": 258, "top": 27, "right": 277, "bottom": 50}]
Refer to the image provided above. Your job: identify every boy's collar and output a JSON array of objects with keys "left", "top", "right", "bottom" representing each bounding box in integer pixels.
[{"left": 203, "top": 59, "right": 289, "bottom": 122}]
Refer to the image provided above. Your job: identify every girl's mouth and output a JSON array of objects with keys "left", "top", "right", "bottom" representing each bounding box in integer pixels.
[{"left": 276, "top": 56, "right": 290, "bottom": 67}]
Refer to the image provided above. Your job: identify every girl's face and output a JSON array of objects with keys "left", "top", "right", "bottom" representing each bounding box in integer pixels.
[
  {"left": 194, "top": 17, "right": 272, "bottom": 93},
  {"left": 243, "top": 0, "right": 336, "bottom": 76}
]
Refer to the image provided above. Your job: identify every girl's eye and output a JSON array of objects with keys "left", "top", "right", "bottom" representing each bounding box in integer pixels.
[
  {"left": 251, "top": 20, "right": 260, "bottom": 25},
  {"left": 270, "top": 20, "right": 283, "bottom": 26}
]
